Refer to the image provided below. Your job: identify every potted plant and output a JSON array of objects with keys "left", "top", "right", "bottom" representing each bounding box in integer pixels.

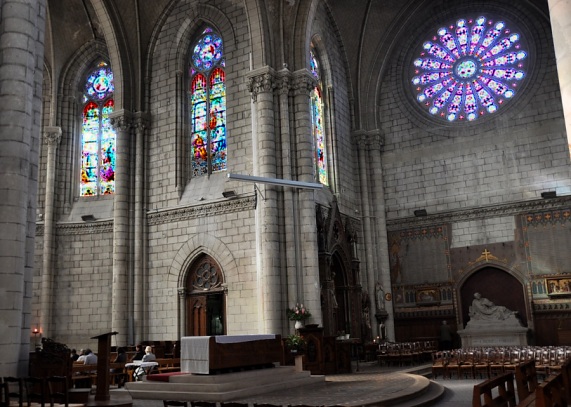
[
  {"left": 285, "top": 334, "right": 307, "bottom": 355},
  {"left": 286, "top": 303, "right": 311, "bottom": 329}
]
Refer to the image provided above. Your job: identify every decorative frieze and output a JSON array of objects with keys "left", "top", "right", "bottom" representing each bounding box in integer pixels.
[
  {"left": 55, "top": 221, "right": 114, "bottom": 235},
  {"left": 387, "top": 196, "right": 571, "bottom": 231},
  {"left": 148, "top": 196, "right": 256, "bottom": 226}
]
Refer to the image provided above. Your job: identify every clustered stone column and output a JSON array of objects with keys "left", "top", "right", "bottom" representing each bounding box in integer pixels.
[
  {"left": 39, "top": 127, "right": 62, "bottom": 340},
  {"left": 292, "top": 69, "right": 321, "bottom": 325},
  {"left": 0, "top": 0, "right": 46, "bottom": 377},
  {"left": 247, "top": 68, "right": 281, "bottom": 333},
  {"left": 367, "top": 130, "right": 395, "bottom": 341},
  {"left": 109, "top": 110, "right": 133, "bottom": 345}
]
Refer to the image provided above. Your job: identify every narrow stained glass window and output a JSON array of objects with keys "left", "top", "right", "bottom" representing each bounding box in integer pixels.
[
  {"left": 310, "top": 50, "right": 328, "bottom": 186},
  {"left": 411, "top": 16, "right": 527, "bottom": 122},
  {"left": 190, "top": 28, "right": 226, "bottom": 177},
  {"left": 81, "top": 61, "right": 115, "bottom": 196}
]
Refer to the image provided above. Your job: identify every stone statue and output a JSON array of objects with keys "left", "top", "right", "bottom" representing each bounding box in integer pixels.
[
  {"left": 375, "top": 281, "right": 385, "bottom": 311},
  {"left": 469, "top": 292, "right": 517, "bottom": 321}
]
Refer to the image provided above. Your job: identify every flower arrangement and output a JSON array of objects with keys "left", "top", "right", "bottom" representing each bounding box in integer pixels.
[
  {"left": 286, "top": 303, "right": 311, "bottom": 321},
  {"left": 285, "top": 334, "right": 306, "bottom": 353}
]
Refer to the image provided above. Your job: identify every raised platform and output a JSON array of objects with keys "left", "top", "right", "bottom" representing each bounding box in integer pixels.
[{"left": 121, "top": 366, "right": 324, "bottom": 402}]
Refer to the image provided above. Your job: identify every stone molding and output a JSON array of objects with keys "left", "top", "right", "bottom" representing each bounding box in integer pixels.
[
  {"left": 386, "top": 196, "right": 571, "bottom": 231},
  {"left": 148, "top": 196, "right": 256, "bottom": 226},
  {"left": 54, "top": 221, "right": 114, "bottom": 235},
  {"left": 109, "top": 110, "right": 134, "bottom": 131}
]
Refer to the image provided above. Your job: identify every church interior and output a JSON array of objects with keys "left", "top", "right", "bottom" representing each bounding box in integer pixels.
[{"left": 2, "top": 0, "right": 571, "bottom": 377}]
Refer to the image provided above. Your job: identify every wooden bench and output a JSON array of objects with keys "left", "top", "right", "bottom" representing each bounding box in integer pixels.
[
  {"left": 535, "top": 373, "right": 566, "bottom": 407},
  {"left": 71, "top": 364, "right": 97, "bottom": 388},
  {"left": 472, "top": 372, "right": 517, "bottom": 407},
  {"left": 156, "top": 358, "right": 180, "bottom": 374},
  {"left": 515, "top": 360, "right": 539, "bottom": 403}
]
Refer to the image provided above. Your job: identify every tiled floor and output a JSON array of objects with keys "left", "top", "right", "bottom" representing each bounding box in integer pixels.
[{"left": 124, "top": 361, "right": 479, "bottom": 407}]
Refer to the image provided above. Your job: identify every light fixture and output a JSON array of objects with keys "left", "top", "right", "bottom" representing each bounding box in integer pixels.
[
  {"left": 541, "top": 191, "right": 557, "bottom": 199},
  {"left": 222, "top": 190, "right": 237, "bottom": 199},
  {"left": 414, "top": 209, "right": 428, "bottom": 217},
  {"left": 32, "top": 328, "right": 39, "bottom": 348},
  {"left": 228, "top": 173, "right": 323, "bottom": 190},
  {"left": 81, "top": 214, "right": 96, "bottom": 222}
]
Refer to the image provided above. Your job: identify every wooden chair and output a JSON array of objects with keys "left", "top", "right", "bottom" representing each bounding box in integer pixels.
[
  {"left": 535, "top": 372, "right": 566, "bottom": 407},
  {"left": 1, "top": 377, "right": 8, "bottom": 407},
  {"left": 472, "top": 372, "right": 517, "bottom": 407},
  {"left": 473, "top": 349, "right": 491, "bottom": 380},
  {"left": 560, "top": 357, "right": 571, "bottom": 403},
  {"left": 514, "top": 360, "right": 538, "bottom": 403},
  {"left": 445, "top": 350, "right": 462, "bottom": 379},
  {"left": 24, "top": 377, "right": 47, "bottom": 407},
  {"left": 4, "top": 377, "right": 24, "bottom": 407},
  {"left": 163, "top": 401, "right": 188, "bottom": 407},
  {"left": 488, "top": 349, "right": 506, "bottom": 377},
  {"left": 46, "top": 376, "right": 70, "bottom": 407},
  {"left": 535, "top": 349, "right": 551, "bottom": 380},
  {"left": 458, "top": 350, "right": 476, "bottom": 379},
  {"left": 431, "top": 351, "right": 447, "bottom": 379}
]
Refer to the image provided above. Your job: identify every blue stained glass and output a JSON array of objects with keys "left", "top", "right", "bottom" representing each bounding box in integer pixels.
[
  {"left": 310, "top": 50, "right": 328, "bottom": 186},
  {"left": 412, "top": 16, "right": 527, "bottom": 122}
]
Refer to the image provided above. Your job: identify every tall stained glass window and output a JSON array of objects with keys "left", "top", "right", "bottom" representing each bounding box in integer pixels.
[
  {"left": 411, "top": 16, "right": 527, "bottom": 122},
  {"left": 80, "top": 61, "right": 116, "bottom": 196},
  {"left": 189, "top": 27, "right": 227, "bottom": 177},
  {"left": 310, "top": 50, "right": 328, "bottom": 185}
]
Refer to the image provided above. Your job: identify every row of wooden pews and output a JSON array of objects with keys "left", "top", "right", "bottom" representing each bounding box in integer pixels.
[{"left": 473, "top": 357, "right": 571, "bottom": 407}]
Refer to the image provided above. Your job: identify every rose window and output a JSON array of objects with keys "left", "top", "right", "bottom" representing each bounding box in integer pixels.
[{"left": 411, "top": 16, "right": 527, "bottom": 122}]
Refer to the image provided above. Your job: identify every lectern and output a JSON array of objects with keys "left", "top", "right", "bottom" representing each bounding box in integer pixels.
[{"left": 87, "top": 332, "right": 132, "bottom": 407}]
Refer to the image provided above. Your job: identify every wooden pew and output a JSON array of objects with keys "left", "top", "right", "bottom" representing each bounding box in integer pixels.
[
  {"left": 535, "top": 373, "right": 566, "bottom": 407},
  {"left": 472, "top": 372, "right": 517, "bottom": 407},
  {"left": 71, "top": 364, "right": 97, "bottom": 388},
  {"left": 515, "top": 360, "right": 539, "bottom": 404},
  {"left": 156, "top": 358, "right": 180, "bottom": 374}
]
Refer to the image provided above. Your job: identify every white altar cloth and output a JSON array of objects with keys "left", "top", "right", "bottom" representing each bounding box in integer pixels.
[{"left": 181, "top": 335, "right": 276, "bottom": 374}]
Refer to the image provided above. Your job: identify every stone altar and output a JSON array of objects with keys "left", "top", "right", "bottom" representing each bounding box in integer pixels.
[{"left": 458, "top": 292, "right": 528, "bottom": 347}]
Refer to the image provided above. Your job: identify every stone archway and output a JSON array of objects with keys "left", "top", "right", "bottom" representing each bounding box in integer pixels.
[{"left": 460, "top": 266, "right": 527, "bottom": 329}]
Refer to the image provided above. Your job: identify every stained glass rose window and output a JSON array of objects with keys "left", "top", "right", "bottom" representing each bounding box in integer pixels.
[{"left": 411, "top": 16, "right": 527, "bottom": 122}]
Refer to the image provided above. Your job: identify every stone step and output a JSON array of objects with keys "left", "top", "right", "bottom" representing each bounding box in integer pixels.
[{"left": 120, "top": 366, "right": 324, "bottom": 402}]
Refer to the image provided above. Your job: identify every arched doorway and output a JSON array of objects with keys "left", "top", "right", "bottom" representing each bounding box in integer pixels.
[
  {"left": 185, "top": 254, "right": 225, "bottom": 336},
  {"left": 332, "top": 253, "right": 348, "bottom": 336},
  {"left": 460, "top": 266, "right": 527, "bottom": 328}
]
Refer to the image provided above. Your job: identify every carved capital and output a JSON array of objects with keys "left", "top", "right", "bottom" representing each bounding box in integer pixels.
[
  {"left": 276, "top": 70, "right": 292, "bottom": 96},
  {"left": 367, "top": 130, "right": 385, "bottom": 151},
  {"left": 133, "top": 112, "right": 151, "bottom": 133},
  {"left": 247, "top": 67, "right": 277, "bottom": 101},
  {"left": 292, "top": 69, "right": 317, "bottom": 97},
  {"left": 109, "top": 110, "right": 133, "bottom": 132},
  {"left": 178, "top": 288, "right": 187, "bottom": 299},
  {"left": 43, "top": 126, "right": 62, "bottom": 146},
  {"left": 353, "top": 130, "right": 368, "bottom": 150}
]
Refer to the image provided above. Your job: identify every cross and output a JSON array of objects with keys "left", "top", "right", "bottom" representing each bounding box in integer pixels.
[{"left": 482, "top": 249, "right": 492, "bottom": 261}]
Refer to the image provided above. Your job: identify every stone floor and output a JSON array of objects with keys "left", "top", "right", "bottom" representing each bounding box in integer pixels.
[{"left": 119, "top": 361, "right": 479, "bottom": 407}]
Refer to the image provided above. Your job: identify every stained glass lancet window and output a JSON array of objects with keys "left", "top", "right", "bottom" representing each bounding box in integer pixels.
[
  {"left": 310, "top": 50, "right": 328, "bottom": 185},
  {"left": 411, "top": 16, "right": 527, "bottom": 122},
  {"left": 189, "top": 27, "right": 227, "bottom": 177},
  {"left": 80, "top": 61, "right": 116, "bottom": 196}
]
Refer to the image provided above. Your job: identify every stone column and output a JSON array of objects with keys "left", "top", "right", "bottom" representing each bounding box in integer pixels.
[
  {"left": 292, "top": 69, "right": 321, "bottom": 325},
  {"left": 109, "top": 110, "right": 132, "bottom": 345},
  {"left": 0, "top": 0, "right": 46, "bottom": 377},
  {"left": 276, "top": 69, "right": 297, "bottom": 322},
  {"left": 39, "top": 127, "right": 62, "bottom": 339},
  {"left": 355, "top": 131, "right": 376, "bottom": 335},
  {"left": 132, "top": 113, "right": 148, "bottom": 344},
  {"left": 247, "top": 67, "right": 281, "bottom": 333},
  {"left": 178, "top": 288, "right": 186, "bottom": 339},
  {"left": 548, "top": 0, "right": 571, "bottom": 148},
  {"left": 367, "top": 131, "right": 395, "bottom": 342}
]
